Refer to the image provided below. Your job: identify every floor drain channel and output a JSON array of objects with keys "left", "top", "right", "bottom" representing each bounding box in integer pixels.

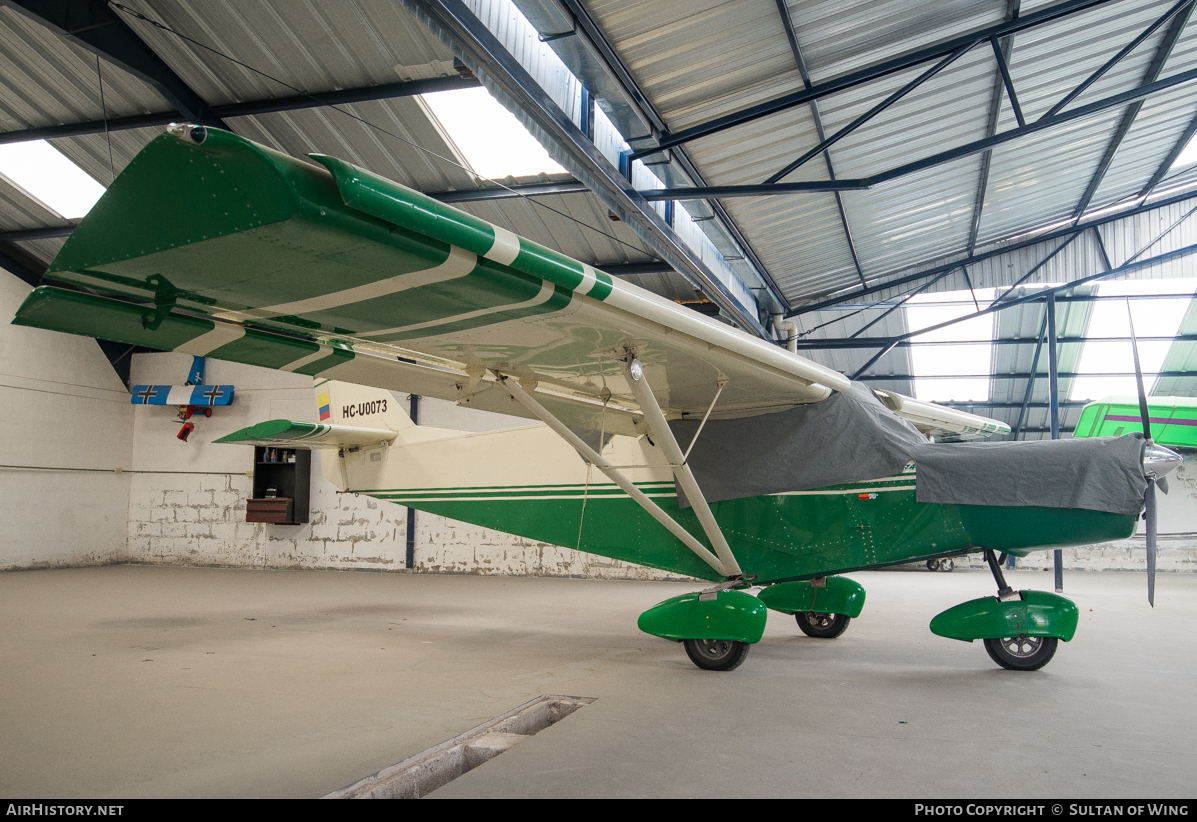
[{"left": 323, "top": 694, "right": 596, "bottom": 799}]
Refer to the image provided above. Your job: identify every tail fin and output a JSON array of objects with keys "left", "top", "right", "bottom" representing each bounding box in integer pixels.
[{"left": 314, "top": 379, "right": 413, "bottom": 431}]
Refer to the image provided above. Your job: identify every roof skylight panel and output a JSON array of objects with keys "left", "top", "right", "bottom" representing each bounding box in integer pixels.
[
  {"left": 421, "top": 87, "right": 566, "bottom": 179},
  {"left": 0, "top": 140, "right": 105, "bottom": 220},
  {"left": 904, "top": 289, "right": 996, "bottom": 403},
  {"left": 1068, "top": 278, "right": 1192, "bottom": 401}
]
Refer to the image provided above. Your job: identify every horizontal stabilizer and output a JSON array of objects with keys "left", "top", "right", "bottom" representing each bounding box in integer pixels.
[
  {"left": 132, "top": 384, "right": 234, "bottom": 406},
  {"left": 214, "top": 419, "right": 397, "bottom": 448}
]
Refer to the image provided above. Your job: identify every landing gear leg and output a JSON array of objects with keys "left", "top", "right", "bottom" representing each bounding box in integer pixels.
[
  {"left": 980, "top": 549, "right": 1058, "bottom": 670},
  {"left": 984, "top": 549, "right": 1017, "bottom": 601}
]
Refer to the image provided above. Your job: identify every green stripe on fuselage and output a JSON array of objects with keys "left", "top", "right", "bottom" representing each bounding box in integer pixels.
[{"left": 361, "top": 480, "right": 1134, "bottom": 583}]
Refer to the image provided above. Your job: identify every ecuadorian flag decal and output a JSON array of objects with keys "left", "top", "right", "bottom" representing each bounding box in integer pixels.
[{"left": 318, "top": 392, "right": 331, "bottom": 421}]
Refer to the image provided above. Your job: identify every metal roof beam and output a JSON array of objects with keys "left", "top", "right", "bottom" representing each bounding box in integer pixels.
[
  {"left": 774, "top": 0, "right": 865, "bottom": 286},
  {"left": 822, "top": 239, "right": 1197, "bottom": 355},
  {"left": 969, "top": 1, "right": 1022, "bottom": 256},
  {"left": 1071, "top": 0, "right": 1195, "bottom": 220},
  {"left": 858, "top": 370, "right": 1197, "bottom": 380},
  {"left": 639, "top": 62, "right": 1197, "bottom": 201},
  {"left": 1139, "top": 116, "right": 1197, "bottom": 198},
  {"left": 553, "top": 0, "right": 788, "bottom": 312},
  {"left": 405, "top": 0, "right": 771, "bottom": 337},
  {"left": 1044, "top": 0, "right": 1192, "bottom": 120},
  {"left": 795, "top": 332, "right": 1197, "bottom": 350},
  {"left": 628, "top": 0, "right": 1116, "bottom": 161},
  {"left": 766, "top": 41, "right": 976, "bottom": 184},
  {"left": 1, "top": 0, "right": 228, "bottom": 129},
  {"left": 792, "top": 187, "right": 1197, "bottom": 315},
  {"left": 1011, "top": 310, "right": 1048, "bottom": 439},
  {"left": 0, "top": 75, "right": 481, "bottom": 145}
]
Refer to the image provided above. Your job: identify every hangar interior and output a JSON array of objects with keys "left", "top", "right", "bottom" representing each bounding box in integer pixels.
[{"left": 2, "top": 0, "right": 1196, "bottom": 799}]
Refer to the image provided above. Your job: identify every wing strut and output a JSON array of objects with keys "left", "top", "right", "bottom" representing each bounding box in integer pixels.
[
  {"left": 496, "top": 374, "right": 731, "bottom": 578},
  {"left": 621, "top": 357, "right": 743, "bottom": 578}
]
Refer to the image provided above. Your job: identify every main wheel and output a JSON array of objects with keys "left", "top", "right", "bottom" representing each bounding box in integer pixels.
[
  {"left": 938, "top": 557, "right": 955, "bottom": 572},
  {"left": 796, "top": 612, "right": 851, "bottom": 639},
  {"left": 926, "top": 559, "right": 940, "bottom": 571},
  {"left": 682, "top": 639, "right": 751, "bottom": 671},
  {"left": 983, "top": 635, "right": 1058, "bottom": 671}
]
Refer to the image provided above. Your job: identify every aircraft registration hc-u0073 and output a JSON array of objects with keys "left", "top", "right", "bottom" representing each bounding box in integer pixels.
[{"left": 12, "top": 124, "right": 1183, "bottom": 672}]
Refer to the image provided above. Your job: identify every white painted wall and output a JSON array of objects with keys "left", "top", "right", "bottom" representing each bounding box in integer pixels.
[
  {"left": 124, "top": 353, "right": 685, "bottom": 579},
  {"left": 4, "top": 312, "right": 1195, "bottom": 580},
  {"left": 0, "top": 272, "right": 132, "bottom": 570}
]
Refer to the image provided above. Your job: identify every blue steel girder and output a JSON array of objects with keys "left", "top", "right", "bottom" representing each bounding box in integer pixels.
[
  {"left": 638, "top": 64, "right": 1197, "bottom": 202},
  {"left": 774, "top": 0, "right": 865, "bottom": 286},
  {"left": 0, "top": 75, "right": 482, "bottom": 144},
  {"left": 796, "top": 240, "right": 1197, "bottom": 362},
  {"left": 405, "top": 0, "right": 774, "bottom": 337},
  {"left": 627, "top": 0, "right": 1118, "bottom": 161},
  {"left": 1071, "top": 0, "right": 1195, "bottom": 220},
  {"left": 792, "top": 189, "right": 1197, "bottom": 315},
  {"left": 554, "top": 0, "right": 790, "bottom": 312},
  {"left": 969, "top": 1, "right": 1022, "bottom": 256},
  {"left": 2, "top": 0, "right": 227, "bottom": 129}
]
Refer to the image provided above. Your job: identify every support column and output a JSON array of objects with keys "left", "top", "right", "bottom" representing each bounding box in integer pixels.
[
  {"left": 1047, "top": 292, "right": 1063, "bottom": 592},
  {"left": 406, "top": 394, "right": 420, "bottom": 570}
]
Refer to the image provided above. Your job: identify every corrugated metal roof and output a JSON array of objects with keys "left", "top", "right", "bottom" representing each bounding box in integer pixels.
[
  {"left": 579, "top": 0, "right": 1197, "bottom": 306},
  {"left": 0, "top": 0, "right": 660, "bottom": 276}
]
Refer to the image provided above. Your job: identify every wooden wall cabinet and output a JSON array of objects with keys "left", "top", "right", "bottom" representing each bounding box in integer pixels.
[{"left": 246, "top": 446, "right": 311, "bottom": 525}]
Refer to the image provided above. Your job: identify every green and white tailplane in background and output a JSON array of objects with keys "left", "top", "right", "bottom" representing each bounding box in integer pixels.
[{"left": 11, "top": 125, "right": 1180, "bottom": 672}]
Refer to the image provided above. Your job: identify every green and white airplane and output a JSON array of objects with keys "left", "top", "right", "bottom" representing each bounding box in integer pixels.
[{"left": 11, "top": 125, "right": 1181, "bottom": 672}]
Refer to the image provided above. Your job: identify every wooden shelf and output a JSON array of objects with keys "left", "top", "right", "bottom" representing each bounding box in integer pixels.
[{"left": 248, "top": 446, "right": 310, "bottom": 524}]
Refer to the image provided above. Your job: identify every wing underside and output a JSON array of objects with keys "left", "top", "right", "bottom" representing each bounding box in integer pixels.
[{"left": 12, "top": 127, "right": 1006, "bottom": 442}]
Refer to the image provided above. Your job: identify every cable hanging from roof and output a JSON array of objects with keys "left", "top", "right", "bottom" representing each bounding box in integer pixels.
[{"left": 103, "top": 0, "right": 651, "bottom": 258}]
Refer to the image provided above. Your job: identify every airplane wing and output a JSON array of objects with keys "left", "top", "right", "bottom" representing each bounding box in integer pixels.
[{"left": 12, "top": 126, "right": 1005, "bottom": 441}]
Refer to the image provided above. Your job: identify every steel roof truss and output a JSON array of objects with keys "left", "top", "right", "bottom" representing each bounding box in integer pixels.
[
  {"left": 2, "top": 0, "right": 227, "bottom": 129},
  {"left": 1072, "top": 1, "right": 1195, "bottom": 220},
  {"left": 627, "top": 0, "right": 1116, "bottom": 161},
  {"left": 773, "top": 0, "right": 865, "bottom": 285},
  {"left": 639, "top": 64, "right": 1197, "bottom": 201}
]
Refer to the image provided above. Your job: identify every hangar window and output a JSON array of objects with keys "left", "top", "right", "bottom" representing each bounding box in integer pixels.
[
  {"left": 905, "top": 288, "right": 995, "bottom": 403},
  {"left": 0, "top": 139, "right": 105, "bottom": 219},
  {"left": 1069, "top": 279, "right": 1191, "bottom": 401},
  {"left": 421, "top": 86, "right": 566, "bottom": 179}
]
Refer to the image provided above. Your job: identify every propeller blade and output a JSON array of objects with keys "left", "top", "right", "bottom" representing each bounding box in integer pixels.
[
  {"left": 1145, "top": 480, "right": 1157, "bottom": 607},
  {"left": 1157, "top": 475, "right": 1169, "bottom": 495},
  {"left": 1126, "top": 299, "right": 1152, "bottom": 442}
]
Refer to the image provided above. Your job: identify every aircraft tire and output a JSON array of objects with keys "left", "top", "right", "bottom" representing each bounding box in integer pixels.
[
  {"left": 926, "top": 559, "right": 940, "bottom": 571},
  {"left": 682, "top": 639, "right": 751, "bottom": 671},
  {"left": 796, "top": 612, "right": 851, "bottom": 639},
  {"left": 983, "top": 636, "right": 1058, "bottom": 671}
]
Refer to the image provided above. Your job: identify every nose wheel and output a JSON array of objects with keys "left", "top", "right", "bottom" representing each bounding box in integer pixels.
[{"left": 984, "top": 636, "right": 1058, "bottom": 671}]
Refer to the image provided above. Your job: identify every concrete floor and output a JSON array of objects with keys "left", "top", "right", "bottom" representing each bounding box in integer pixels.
[{"left": 0, "top": 565, "right": 1194, "bottom": 798}]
